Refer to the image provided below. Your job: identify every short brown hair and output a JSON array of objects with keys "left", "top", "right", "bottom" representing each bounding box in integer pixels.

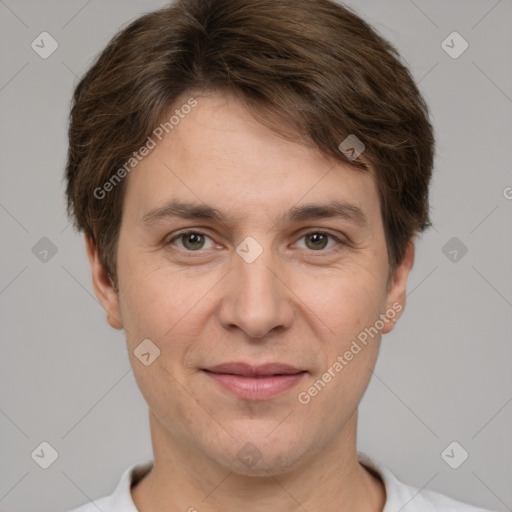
[{"left": 65, "top": 0, "right": 435, "bottom": 289}]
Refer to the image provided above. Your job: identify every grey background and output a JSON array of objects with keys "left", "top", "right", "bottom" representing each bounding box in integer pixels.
[{"left": 0, "top": 0, "right": 511, "bottom": 510}]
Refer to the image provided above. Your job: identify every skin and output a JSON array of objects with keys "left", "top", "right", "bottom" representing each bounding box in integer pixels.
[{"left": 86, "top": 91, "right": 415, "bottom": 512}]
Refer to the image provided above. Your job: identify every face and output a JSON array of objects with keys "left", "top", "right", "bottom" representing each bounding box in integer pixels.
[{"left": 87, "top": 91, "right": 413, "bottom": 476}]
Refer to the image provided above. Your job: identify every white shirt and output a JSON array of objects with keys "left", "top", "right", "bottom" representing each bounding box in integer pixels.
[{"left": 69, "top": 451, "right": 496, "bottom": 511}]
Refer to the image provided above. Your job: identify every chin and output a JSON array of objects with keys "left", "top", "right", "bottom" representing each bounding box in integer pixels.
[{"left": 206, "top": 437, "right": 310, "bottom": 478}]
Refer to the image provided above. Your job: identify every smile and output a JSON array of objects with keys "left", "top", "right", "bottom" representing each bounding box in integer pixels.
[{"left": 202, "top": 369, "right": 307, "bottom": 400}]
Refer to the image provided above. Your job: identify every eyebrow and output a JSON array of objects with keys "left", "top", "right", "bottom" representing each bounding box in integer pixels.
[{"left": 142, "top": 199, "right": 368, "bottom": 227}]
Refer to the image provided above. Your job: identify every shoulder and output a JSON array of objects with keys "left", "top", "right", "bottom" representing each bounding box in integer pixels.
[
  {"left": 357, "top": 452, "right": 497, "bottom": 512},
  {"left": 68, "top": 496, "right": 112, "bottom": 512},
  {"left": 66, "top": 459, "right": 154, "bottom": 512},
  {"left": 404, "top": 485, "right": 497, "bottom": 512}
]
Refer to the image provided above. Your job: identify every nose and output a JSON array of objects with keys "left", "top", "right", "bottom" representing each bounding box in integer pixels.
[{"left": 217, "top": 245, "right": 294, "bottom": 339}]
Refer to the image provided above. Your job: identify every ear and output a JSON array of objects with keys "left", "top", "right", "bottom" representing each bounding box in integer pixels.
[
  {"left": 381, "top": 240, "right": 415, "bottom": 334},
  {"left": 84, "top": 234, "right": 123, "bottom": 330}
]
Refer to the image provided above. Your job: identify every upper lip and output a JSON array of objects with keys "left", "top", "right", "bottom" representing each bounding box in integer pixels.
[{"left": 203, "top": 362, "right": 305, "bottom": 377}]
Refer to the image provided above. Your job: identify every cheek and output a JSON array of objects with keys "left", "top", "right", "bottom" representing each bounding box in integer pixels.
[
  {"left": 117, "top": 264, "right": 214, "bottom": 426},
  {"left": 296, "top": 276, "right": 384, "bottom": 413},
  {"left": 319, "top": 285, "right": 382, "bottom": 386},
  {"left": 312, "top": 267, "right": 386, "bottom": 341},
  {"left": 299, "top": 268, "right": 385, "bottom": 408},
  {"left": 117, "top": 253, "right": 211, "bottom": 338},
  {"left": 129, "top": 353, "right": 211, "bottom": 444}
]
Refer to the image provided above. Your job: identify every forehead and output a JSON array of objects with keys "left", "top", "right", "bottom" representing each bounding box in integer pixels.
[{"left": 123, "top": 92, "right": 381, "bottom": 228}]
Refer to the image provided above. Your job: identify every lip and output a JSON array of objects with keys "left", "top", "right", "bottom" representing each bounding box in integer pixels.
[
  {"left": 202, "top": 362, "right": 307, "bottom": 401},
  {"left": 204, "top": 362, "right": 304, "bottom": 376}
]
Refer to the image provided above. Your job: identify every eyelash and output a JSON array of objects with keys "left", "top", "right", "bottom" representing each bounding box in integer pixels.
[{"left": 165, "top": 229, "right": 346, "bottom": 255}]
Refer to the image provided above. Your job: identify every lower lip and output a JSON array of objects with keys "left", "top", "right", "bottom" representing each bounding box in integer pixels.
[{"left": 203, "top": 370, "right": 306, "bottom": 400}]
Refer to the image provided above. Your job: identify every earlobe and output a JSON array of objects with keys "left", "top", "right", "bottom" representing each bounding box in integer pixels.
[
  {"left": 381, "top": 240, "right": 415, "bottom": 334},
  {"left": 84, "top": 234, "right": 123, "bottom": 330}
]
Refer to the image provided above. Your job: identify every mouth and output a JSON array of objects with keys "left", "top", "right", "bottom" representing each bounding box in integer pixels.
[{"left": 201, "top": 362, "right": 307, "bottom": 400}]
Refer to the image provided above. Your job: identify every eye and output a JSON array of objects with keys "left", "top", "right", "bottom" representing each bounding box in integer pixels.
[
  {"left": 167, "top": 230, "right": 216, "bottom": 251},
  {"left": 165, "top": 229, "right": 345, "bottom": 254},
  {"left": 295, "top": 231, "right": 342, "bottom": 251}
]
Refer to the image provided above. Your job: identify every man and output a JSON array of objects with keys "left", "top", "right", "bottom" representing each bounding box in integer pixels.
[{"left": 65, "top": 0, "right": 495, "bottom": 510}]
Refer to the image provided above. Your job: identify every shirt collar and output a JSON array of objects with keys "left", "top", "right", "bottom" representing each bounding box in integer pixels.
[
  {"left": 108, "top": 452, "right": 422, "bottom": 511},
  {"left": 108, "top": 458, "right": 153, "bottom": 511}
]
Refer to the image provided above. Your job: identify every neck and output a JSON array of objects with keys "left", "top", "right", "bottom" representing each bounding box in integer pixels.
[{"left": 132, "top": 409, "right": 386, "bottom": 512}]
